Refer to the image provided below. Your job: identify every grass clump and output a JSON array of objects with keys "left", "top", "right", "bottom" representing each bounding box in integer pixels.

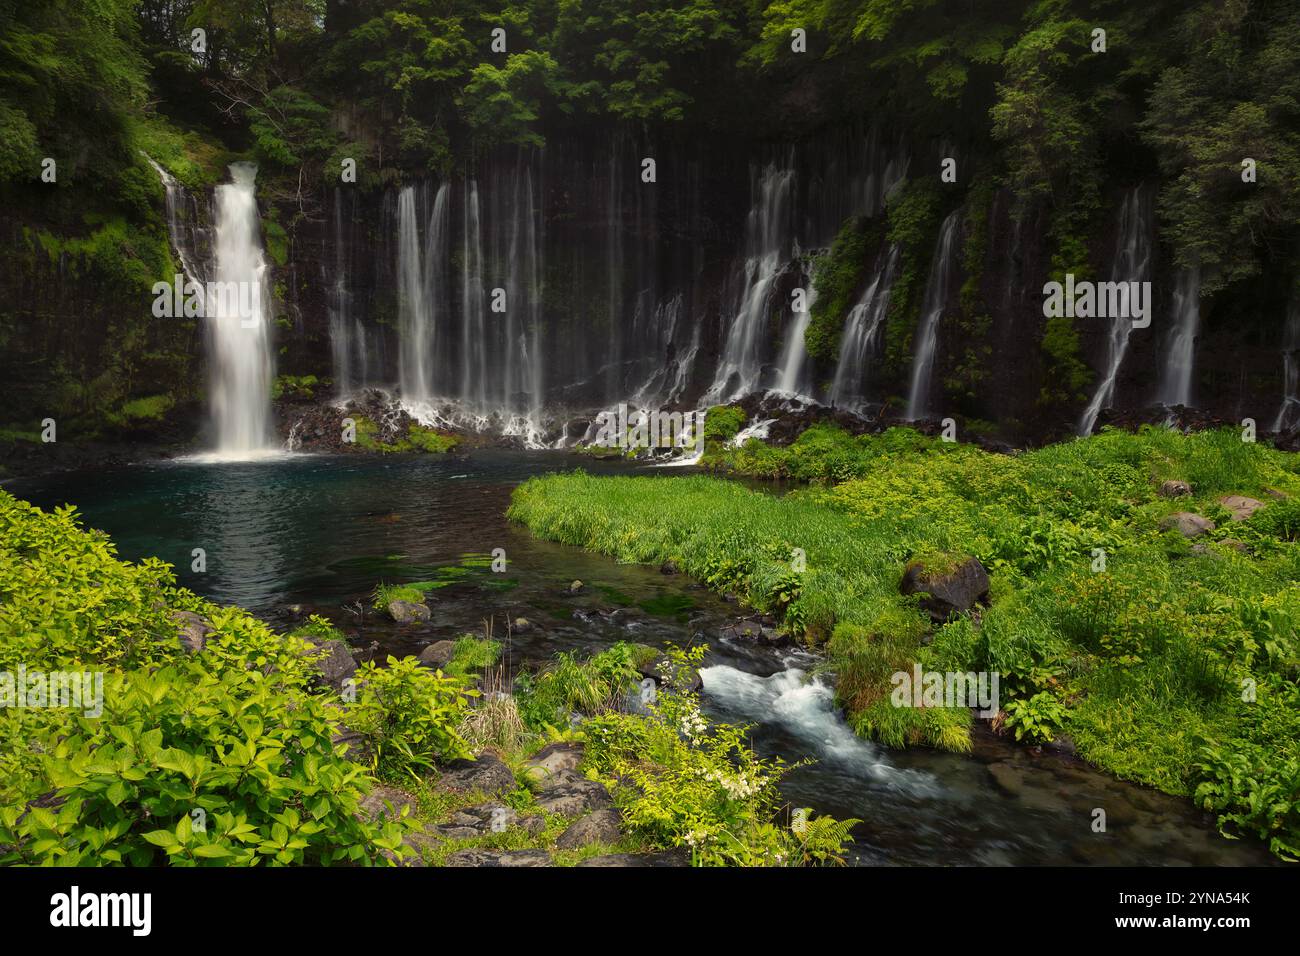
[{"left": 354, "top": 416, "right": 458, "bottom": 454}]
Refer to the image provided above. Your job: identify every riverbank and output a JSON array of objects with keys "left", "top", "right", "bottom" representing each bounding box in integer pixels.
[
  {"left": 0, "top": 486, "right": 858, "bottom": 866},
  {"left": 509, "top": 424, "right": 1300, "bottom": 860}
]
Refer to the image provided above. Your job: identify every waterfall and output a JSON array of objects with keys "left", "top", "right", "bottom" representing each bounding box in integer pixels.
[
  {"left": 706, "top": 161, "right": 796, "bottom": 402},
  {"left": 774, "top": 261, "right": 816, "bottom": 397},
  {"left": 1078, "top": 186, "right": 1154, "bottom": 436},
  {"left": 631, "top": 292, "right": 698, "bottom": 406},
  {"left": 207, "top": 162, "right": 274, "bottom": 457},
  {"left": 829, "top": 245, "right": 901, "bottom": 407},
  {"left": 1274, "top": 293, "right": 1300, "bottom": 432},
  {"left": 1155, "top": 267, "right": 1201, "bottom": 408},
  {"left": 460, "top": 180, "right": 487, "bottom": 410},
  {"left": 904, "top": 210, "right": 961, "bottom": 420},
  {"left": 145, "top": 156, "right": 207, "bottom": 286},
  {"left": 328, "top": 190, "right": 355, "bottom": 399},
  {"left": 396, "top": 183, "right": 449, "bottom": 403}
]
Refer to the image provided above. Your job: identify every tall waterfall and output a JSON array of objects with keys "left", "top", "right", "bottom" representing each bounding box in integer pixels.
[
  {"left": 1274, "top": 293, "right": 1300, "bottom": 432},
  {"left": 1156, "top": 268, "right": 1201, "bottom": 408},
  {"left": 328, "top": 190, "right": 357, "bottom": 399},
  {"left": 830, "top": 245, "right": 901, "bottom": 407},
  {"left": 706, "top": 162, "right": 796, "bottom": 402},
  {"left": 207, "top": 162, "right": 274, "bottom": 457},
  {"left": 1078, "top": 186, "right": 1154, "bottom": 436},
  {"left": 905, "top": 210, "right": 961, "bottom": 420}
]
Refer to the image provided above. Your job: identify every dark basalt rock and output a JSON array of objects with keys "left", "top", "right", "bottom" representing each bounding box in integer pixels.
[
  {"left": 444, "top": 849, "right": 552, "bottom": 867},
  {"left": 576, "top": 848, "right": 690, "bottom": 867},
  {"left": 556, "top": 809, "right": 623, "bottom": 849},
  {"left": 418, "top": 639, "right": 456, "bottom": 669},
  {"left": 899, "top": 556, "right": 991, "bottom": 623},
  {"left": 304, "top": 638, "right": 358, "bottom": 691},
  {"left": 533, "top": 769, "right": 614, "bottom": 817},
  {"left": 436, "top": 753, "right": 516, "bottom": 795}
]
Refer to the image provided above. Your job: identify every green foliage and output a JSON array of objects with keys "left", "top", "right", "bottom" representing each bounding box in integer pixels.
[
  {"left": 346, "top": 657, "right": 475, "bottom": 779},
  {"left": 582, "top": 645, "right": 859, "bottom": 865},
  {"left": 805, "top": 216, "right": 874, "bottom": 363},
  {"left": 443, "top": 636, "right": 502, "bottom": 677},
  {"left": 371, "top": 582, "right": 426, "bottom": 611},
  {"left": 702, "top": 404, "right": 747, "bottom": 443},
  {"left": 271, "top": 374, "right": 320, "bottom": 400},
  {"left": 353, "top": 416, "right": 459, "bottom": 454},
  {"left": 0, "top": 491, "right": 417, "bottom": 865},
  {"left": 511, "top": 427, "right": 1300, "bottom": 858}
]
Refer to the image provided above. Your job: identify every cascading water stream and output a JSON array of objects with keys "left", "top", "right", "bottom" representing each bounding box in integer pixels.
[
  {"left": 207, "top": 162, "right": 274, "bottom": 458},
  {"left": 904, "top": 210, "right": 961, "bottom": 420},
  {"left": 1078, "top": 186, "right": 1154, "bottom": 436},
  {"left": 705, "top": 162, "right": 796, "bottom": 402},
  {"left": 461, "top": 180, "right": 487, "bottom": 411},
  {"left": 1156, "top": 268, "right": 1201, "bottom": 408},
  {"left": 1274, "top": 293, "right": 1300, "bottom": 432},
  {"left": 830, "top": 245, "right": 901, "bottom": 407},
  {"left": 773, "top": 259, "right": 816, "bottom": 397}
]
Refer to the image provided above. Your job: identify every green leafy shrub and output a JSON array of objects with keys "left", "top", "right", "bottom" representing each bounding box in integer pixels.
[{"left": 346, "top": 657, "right": 474, "bottom": 779}]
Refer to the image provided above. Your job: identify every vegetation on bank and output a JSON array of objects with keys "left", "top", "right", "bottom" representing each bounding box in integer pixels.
[
  {"left": 353, "top": 416, "right": 459, "bottom": 454},
  {"left": 0, "top": 490, "right": 852, "bottom": 866},
  {"left": 510, "top": 425, "right": 1300, "bottom": 859}
]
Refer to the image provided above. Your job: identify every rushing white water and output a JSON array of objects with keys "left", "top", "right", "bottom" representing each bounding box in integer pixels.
[
  {"left": 1155, "top": 267, "right": 1201, "bottom": 408},
  {"left": 773, "top": 263, "right": 816, "bottom": 397},
  {"left": 328, "top": 190, "right": 356, "bottom": 399},
  {"left": 830, "top": 245, "right": 901, "bottom": 407},
  {"left": 905, "top": 210, "right": 961, "bottom": 420},
  {"left": 460, "top": 180, "right": 487, "bottom": 410},
  {"left": 207, "top": 162, "right": 274, "bottom": 458},
  {"left": 699, "top": 664, "right": 938, "bottom": 794},
  {"left": 1078, "top": 187, "right": 1154, "bottom": 436},
  {"left": 706, "top": 162, "right": 796, "bottom": 402},
  {"left": 396, "top": 186, "right": 427, "bottom": 401},
  {"left": 1274, "top": 293, "right": 1300, "bottom": 432},
  {"left": 727, "top": 417, "right": 776, "bottom": 448}
]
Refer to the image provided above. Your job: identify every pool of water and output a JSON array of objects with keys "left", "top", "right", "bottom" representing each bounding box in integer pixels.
[{"left": 7, "top": 450, "right": 1275, "bottom": 866}]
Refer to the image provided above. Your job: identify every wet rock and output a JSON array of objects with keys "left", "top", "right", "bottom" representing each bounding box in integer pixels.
[
  {"left": 523, "top": 741, "right": 584, "bottom": 783},
  {"left": 357, "top": 784, "right": 415, "bottom": 822},
  {"left": 444, "top": 849, "right": 552, "bottom": 867},
  {"left": 569, "top": 580, "right": 584, "bottom": 593},
  {"left": 285, "top": 603, "right": 308, "bottom": 619},
  {"left": 1159, "top": 511, "right": 1215, "bottom": 537},
  {"left": 305, "top": 638, "right": 357, "bottom": 691},
  {"left": 436, "top": 754, "right": 516, "bottom": 795},
  {"left": 1158, "top": 479, "right": 1192, "bottom": 497},
  {"left": 576, "top": 849, "right": 689, "bottom": 867},
  {"left": 171, "top": 610, "right": 214, "bottom": 653},
  {"left": 419, "top": 640, "right": 456, "bottom": 669},
  {"left": 899, "top": 556, "right": 990, "bottom": 623},
  {"left": 534, "top": 769, "right": 614, "bottom": 817},
  {"left": 986, "top": 761, "right": 1028, "bottom": 797},
  {"left": 659, "top": 559, "right": 679, "bottom": 575},
  {"left": 1219, "top": 495, "right": 1265, "bottom": 522},
  {"left": 556, "top": 809, "right": 623, "bottom": 849},
  {"left": 512, "top": 617, "right": 535, "bottom": 633},
  {"left": 622, "top": 678, "right": 658, "bottom": 715},
  {"left": 635, "top": 655, "right": 702, "bottom": 693},
  {"left": 387, "top": 599, "right": 431, "bottom": 624},
  {"left": 719, "top": 617, "right": 791, "bottom": 647}
]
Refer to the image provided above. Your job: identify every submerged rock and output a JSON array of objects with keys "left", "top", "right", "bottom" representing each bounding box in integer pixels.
[{"left": 899, "top": 555, "right": 990, "bottom": 622}]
